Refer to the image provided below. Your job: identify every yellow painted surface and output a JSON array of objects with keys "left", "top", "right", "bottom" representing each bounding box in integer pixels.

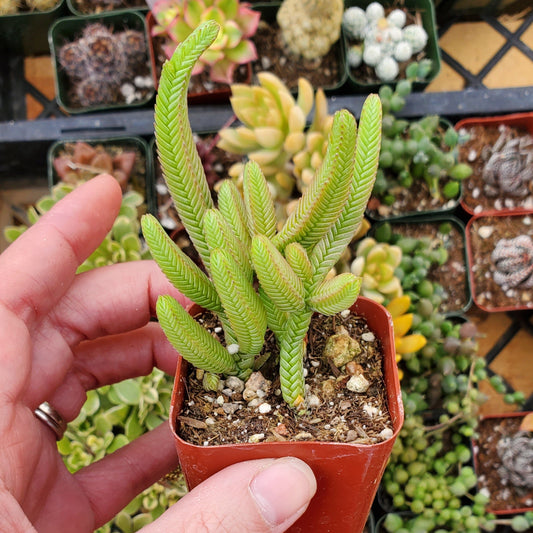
[
  {"left": 426, "top": 61, "right": 466, "bottom": 92},
  {"left": 484, "top": 46, "right": 533, "bottom": 87}
]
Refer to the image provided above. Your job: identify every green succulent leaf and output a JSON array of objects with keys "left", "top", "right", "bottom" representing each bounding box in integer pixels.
[
  {"left": 243, "top": 160, "right": 277, "bottom": 239},
  {"left": 156, "top": 295, "right": 237, "bottom": 375},
  {"left": 273, "top": 110, "right": 357, "bottom": 251},
  {"left": 155, "top": 20, "right": 220, "bottom": 270},
  {"left": 217, "top": 179, "right": 251, "bottom": 249},
  {"left": 202, "top": 208, "right": 252, "bottom": 282},
  {"left": 251, "top": 234, "right": 305, "bottom": 313},
  {"left": 209, "top": 248, "right": 267, "bottom": 356},
  {"left": 307, "top": 273, "right": 361, "bottom": 316},
  {"left": 284, "top": 242, "right": 312, "bottom": 286},
  {"left": 258, "top": 286, "right": 287, "bottom": 339},
  {"left": 141, "top": 214, "right": 222, "bottom": 313},
  {"left": 310, "top": 94, "right": 382, "bottom": 287}
]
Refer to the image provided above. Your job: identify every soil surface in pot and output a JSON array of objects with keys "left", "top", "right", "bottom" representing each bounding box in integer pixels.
[
  {"left": 474, "top": 416, "right": 533, "bottom": 513},
  {"left": 70, "top": 0, "right": 147, "bottom": 14},
  {"left": 468, "top": 214, "right": 533, "bottom": 310},
  {"left": 250, "top": 18, "right": 343, "bottom": 91},
  {"left": 458, "top": 124, "right": 533, "bottom": 214},
  {"left": 178, "top": 310, "right": 393, "bottom": 446},
  {"left": 389, "top": 222, "right": 469, "bottom": 314}
]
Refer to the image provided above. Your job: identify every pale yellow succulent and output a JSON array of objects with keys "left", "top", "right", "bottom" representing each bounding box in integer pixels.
[
  {"left": 217, "top": 71, "right": 314, "bottom": 200},
  {"left": 350, "top": 237, "right": 403, "bottom": 304}
]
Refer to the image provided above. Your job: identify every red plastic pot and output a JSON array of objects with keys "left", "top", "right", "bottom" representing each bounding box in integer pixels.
[
  {"left": 472, "top": 411, "right": 533, "bottom": 515},
  {"left": 455, "top": 112, "right": 533, "bottom": 216},
  {"left": 169, "top": 296, "right": 404, "bottom": 532},
  {"left": 465, "top": 209, "right": 533, "bottom": 312},
  {"left": 146, "top": 12, "right": 252, "bottom": 103}
]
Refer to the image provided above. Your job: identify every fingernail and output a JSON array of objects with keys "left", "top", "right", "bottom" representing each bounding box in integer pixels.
[{"left": 249, "top": 457, "right": 317, "bottom": 528}]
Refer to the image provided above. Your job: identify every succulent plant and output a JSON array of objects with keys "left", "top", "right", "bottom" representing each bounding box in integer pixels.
[
  {"left": 142, "top": 20, "right": 382, "bottom": 408},
  {"left": 350, "top": 237, "right": 403, "bottom": 304},
  {"left": 277, "top": 0, "right": 343, "bottom": 61},
  {"left": 149, "top": 0, "right": 260, "bottom": 84},
  {"left": 342, "top": 1, "right": 431, "bottom": 82},
  {"left": 4, "top": 183, "right": 150, "bottom": 271},
  {"left": 217, "top": 72, "right": 314, "bottom": 199},
  {"left": 497, "top": 431, "right": 533, "bottom": 491},
  {"left": 492, "top": 235, "right": 533, "bottom": 290},
  {"left": 371, "top": 75, "right": 472, "bottom": 214},
  {"left": 481, "top": 126, "right": 533, "bottom": 198}
]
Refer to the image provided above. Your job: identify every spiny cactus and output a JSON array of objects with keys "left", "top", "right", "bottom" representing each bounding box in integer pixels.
[
  {"left": 142, "top": 21, "right": 382, "bottom": 408},
  {"left": 350, "top": 237, "right": 403, "bottom": 305},
  {"left": 277, "top": 0, "right": 343, "bottom": 61},
  {"left": 150, "top": 0, "right": 260, "bottom": 84},
  {"left": 217, "top": 72, "right": 315, "bottom": 199},
  {"left": 491, "top": 235, "right": 533, "bottom": 290}
]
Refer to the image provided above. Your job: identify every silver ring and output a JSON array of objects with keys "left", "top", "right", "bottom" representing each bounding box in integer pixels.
[{"left": 34, "top": 402, "right": 67, "bottom": 441}]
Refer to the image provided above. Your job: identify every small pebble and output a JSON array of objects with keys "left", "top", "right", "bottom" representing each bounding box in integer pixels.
[
  {"left": 346, "top": 374, "right": 370, "bottom": 393},
  {"left": 258, "top": 403, "right": 272, "bottom": 414},
  {"left": 379, "top": 427, "right": 394, "bottom": 440},
  {"left": 227, "top": 343, "right": 239, "bottom": 354},
  {"left": 249, "top": 433, "right": 265, "bottom": 443},
  {"left": 361, "top": 332, "right": 375, "bottom": 342},
  {"left": 477, "top": 225, "right": 494, "bottom": 239},
  {"left": 340, "top": 309, "right": 351, "bottom": 318}
]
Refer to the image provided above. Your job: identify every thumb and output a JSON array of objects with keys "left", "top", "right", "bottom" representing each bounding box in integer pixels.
[{"left": 142, "top": 457, "right": 317, "bottom": 532}]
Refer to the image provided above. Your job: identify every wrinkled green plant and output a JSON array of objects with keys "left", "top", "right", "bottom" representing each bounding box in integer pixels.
[
  {"left": 149, "top": 0, "right": 259, "bottom": 84},
  {"left": 217, "top": 71, "right": 315, "bottom": 200},
  {"left": 142, "top": 20, "right": 382, "bottom": 408},
  {"left": 4, "top": 183, "right": 150, "bottom": 271}
]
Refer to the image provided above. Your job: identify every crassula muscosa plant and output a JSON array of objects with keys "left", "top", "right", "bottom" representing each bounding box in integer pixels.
[
  {"left": 141, "top": 20, "right": 382, "bottom": 408},
  {"left": 149, "top": 0, "right": 260, "bottom": 84}
]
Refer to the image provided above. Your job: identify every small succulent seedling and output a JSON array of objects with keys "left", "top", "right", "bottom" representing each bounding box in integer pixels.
[{"left": 142, "top": 21, "right": 382, "bottom": 408}]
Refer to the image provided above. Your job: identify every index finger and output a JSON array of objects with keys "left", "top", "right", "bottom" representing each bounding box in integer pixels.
[{"left": 0, "top": 175, "right": 123, "bottom": 326}]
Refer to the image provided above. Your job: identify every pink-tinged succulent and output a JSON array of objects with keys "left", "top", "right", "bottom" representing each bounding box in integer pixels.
[
  {"left": 491, "top": 234, "right": 533, "bottom": 289},
  {"left": 150, "top": 0, "right": 260, "bottom": 84}
]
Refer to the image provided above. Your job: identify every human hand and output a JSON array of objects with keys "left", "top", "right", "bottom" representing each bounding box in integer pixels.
[{"left": 0, "top": 175, "right": 316, "bottom": 533}]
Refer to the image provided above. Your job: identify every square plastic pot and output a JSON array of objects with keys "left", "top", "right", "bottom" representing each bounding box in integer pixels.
[
  {"left": 466, "top": 209, "right": 533, "bottom": 312},
  {"left": 169, "top": 296, "right": 404, "bottom": 533},
  {"left": 0, "top": 0, "right": 67, "bottom": 55},
  {"left": 455, "top": 112, "right": 533, "bottom": 216},
  {"left": 49, "top": 11, "right": 156, "bottom": 114},
  {"left": 343, "top": 0, "right": 441, "bottom": 93},
  {"left": 47, "top": 135, "right": 156, "bottom": 216},
  {"left": 472, "top": 411, "right": 533, "bottom": 515}
]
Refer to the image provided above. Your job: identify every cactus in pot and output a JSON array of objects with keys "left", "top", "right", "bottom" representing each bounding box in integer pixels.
[
  {"left": 141, "top": 20, "right": 383, "bottom": 408},
  {"left": 149, "top": 0, "right": 260, "bottom": 84}
]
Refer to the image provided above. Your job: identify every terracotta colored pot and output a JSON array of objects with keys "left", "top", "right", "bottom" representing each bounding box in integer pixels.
[
  {"left": 169, "top": 296, "right": 404, "bottom": 532},
  {"left": 146, "top": 11, "right": 252, "bottom": 102},
  {"left": 455, "top": 112, "right": 533, "bottom": 216},
  {"left": 472, "top": 411, "right": 533, "bottom": 515},
  {"left": 465, "top": 209, "right": 533, "bottom": 312}
]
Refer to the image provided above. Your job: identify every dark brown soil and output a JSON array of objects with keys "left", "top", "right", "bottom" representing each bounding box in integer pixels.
[
  {"left": 468, "top": 213, "right": 533, "bottom": 311},
  {"left": 389, "top": 221, "right": 470, "bottom": 314},
  {"left": 474, "top": 415, "right": 533, "bottom": 513},
  {"left": 69, "top": 0, "right": 146, "bottom": 14},
  {"left": 177, "top": 310, "right": 393, "bottom": 447},
  {"left": 457, "top": 125, "right": 533, "bottom": 214}
]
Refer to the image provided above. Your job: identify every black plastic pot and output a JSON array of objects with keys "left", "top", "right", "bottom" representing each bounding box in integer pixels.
[
  {"left": 343, "top": 0, "right": 441, "bottom": 93},
  {"left": 0, "top": 0, "right": 67, "bottom": 55},
  {"left": 66, "top": 0, "right": 148, "bottom": 16},
  {"left": 48, "top": 11, "right": 155, "bottom": 114},
  {"left": 47, "top": 135, "right": 156, "bottom": 216}
]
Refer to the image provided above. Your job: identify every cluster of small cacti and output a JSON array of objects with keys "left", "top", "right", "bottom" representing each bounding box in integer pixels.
[
  {"left": 371, "top": 73, "right": 472, "bottom": 214},
  {"left": 342, "top": 1, "right": 430, "bottom": 82},
  {"left": 491, "top": 235, "right": 533, "bottom": 290},
  {"left": 57, "top": 23, "right": 152, "bottom": 107},
  {"left": 276, "top": 0, "right": 343, "bottom": 61},
  {"left": 481, "top": 126, "right": 533, "bottom": 198},
  {"left": 0, "top": 0, "right": 58, "bottom": 14},
  {"left": 149, "top": 0, "right": 260, "bottom": 84}
]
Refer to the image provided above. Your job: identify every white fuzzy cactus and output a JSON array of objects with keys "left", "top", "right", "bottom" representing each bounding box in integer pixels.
[
  {"left": 342, "top": 6, "right": 367, "bottom": 40},
  {"left": 365, "top": 1, "right": 384, "bottom": 21},
  {"left": 376, "top": 57, "right": 399, "bottom": 81},
  {"left": 402, "top": 24, "right": 428, "bottom": 53},
  {"left": 393, "top": 41, "right": 413, "bottom": 62}
]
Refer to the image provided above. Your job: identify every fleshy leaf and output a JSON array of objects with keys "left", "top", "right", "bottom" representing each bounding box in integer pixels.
[{"left": 307, "top": 274, "right": 361, "bottom": 316}]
